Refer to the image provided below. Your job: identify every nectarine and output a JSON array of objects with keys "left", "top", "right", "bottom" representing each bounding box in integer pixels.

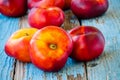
[
  {"left": 28, "top": 7, "right": 65, "bottom": 29},
  {"left": 30, "top": 26, "right": 73, "bottom": 71},
  {"left": 0, "top": 0, "right": 27, "bottom": 17},
  {"left": 5, "top": 28, "right": 38, "bottom": 62},
  {"left": 71, "top": 0, "right": 109, "bottom": 19},
  {"left": 69, "top": 26, "right": 105, "bottom": 61}
]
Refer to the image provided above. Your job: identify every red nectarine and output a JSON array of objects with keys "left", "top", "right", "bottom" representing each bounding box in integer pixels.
[
  {"left": 28, "top": 7, "right": 65, "bottom": 29},
  {"left": 28, "top": 0, "right": 65, "bottom": 9},
  {"left": 0, "top": 0, "right": 27, "bottom": 17},
  {"left": 69, "top": 26, "right": 105, "bottom": 61},
  {"left": 71, "top": 0, "right": 109, "bottom": 19}
]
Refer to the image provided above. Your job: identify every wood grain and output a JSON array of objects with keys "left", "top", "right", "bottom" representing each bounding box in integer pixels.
[
  {"left": 0, "top": 14, "right": 19, "bottom": 80},
  {"left": 81, "top": 0, "right": 120, "bottom": 80},
  {"left": 62, "top": 10, "right": 80, "bottom": 30}
]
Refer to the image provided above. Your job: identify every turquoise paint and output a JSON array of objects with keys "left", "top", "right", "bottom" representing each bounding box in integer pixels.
[{"left": 0, "top": 14, "right": 19, "bottom": 80}]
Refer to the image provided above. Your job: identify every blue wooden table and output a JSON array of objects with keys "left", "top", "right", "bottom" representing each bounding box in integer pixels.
[{"left": 0, "top": 0, "right": 120, "bottom": 80}]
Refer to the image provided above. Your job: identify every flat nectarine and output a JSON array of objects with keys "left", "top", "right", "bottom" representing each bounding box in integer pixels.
[
  {"left": 69, "top": 26, "right": 105, "bottom": 61},
  {"left": 5, "top": 28, "right": 38, "bottom": 62},
  {"left": 28, "top": 7, "right": 65, "bottom": 29},
  {"left": 30, "top": 26, "right": 73, "bottom": 71},
  {"left": 71, "top": 0, "right": 109, "bottom": 19},
  {"left": 0, "top": 0, "right": 27, "bottom": 17}
]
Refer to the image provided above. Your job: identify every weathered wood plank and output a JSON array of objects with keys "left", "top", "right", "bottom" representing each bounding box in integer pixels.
[
  {"left": 23, "top": 58, "right": 86, "bottom": 80},
  {"left": 81, "top": 0, "right": 120, "bottom": 80},
  {"left": 14, "top": 10, "right": 87, "bottom": 80},
  {"left": 62, "top": 10, "right": 80, "bottom": 30},
  {"left": 0, "top": 14, "right": 19, "bottom": 80}
]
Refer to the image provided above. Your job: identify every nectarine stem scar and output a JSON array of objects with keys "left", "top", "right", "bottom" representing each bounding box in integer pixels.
[
  {"left": 49, "top": 44, "right": 57, "bottom": 50},
  {"left": 25, "top": 33, "right": 29, "bottom": 36}
]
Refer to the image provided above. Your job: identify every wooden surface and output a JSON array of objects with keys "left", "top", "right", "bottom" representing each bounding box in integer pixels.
[{"left": 0, "top": 0, "right": 120, "bottom": 80}]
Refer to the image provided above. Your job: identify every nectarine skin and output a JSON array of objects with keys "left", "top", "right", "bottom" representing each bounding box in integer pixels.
[
  {"left": 30, "top": 26, "right": 73, "bottom": 71},
  {"left": 5, "top": 28, "right": 38, "bottom": 62},
  {"left": 28, "top": 0, "right": 42, "bottom": 9},
  {"left": 69, "top": 26, "right": 105, "bottom": 61},
  {"left": 71, "top": 0, "right": 109, "bottom": 19},
  {"left": 28, "top": 7, "right": 65, "bottom": 29},
  {"left": 28, "top": 0, "right": 65, "bottom": 9},
  {"left": 0, "top": 0, "right": 27, "bottom": 17}
]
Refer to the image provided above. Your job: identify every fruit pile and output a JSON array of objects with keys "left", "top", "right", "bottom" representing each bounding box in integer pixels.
[{"left": 2, "top": 0, "right": 108, "bottom": 72}]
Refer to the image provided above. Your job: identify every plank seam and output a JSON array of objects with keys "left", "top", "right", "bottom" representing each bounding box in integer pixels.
[
  {"left": 12, "top": 59, "right": 17, "bottom": 80},
  {"left": 78, "top": 19, "right": 82, "bottom": 25},
  {"left": 85, "top": 62, "right": 88, "bottom": 80}
]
